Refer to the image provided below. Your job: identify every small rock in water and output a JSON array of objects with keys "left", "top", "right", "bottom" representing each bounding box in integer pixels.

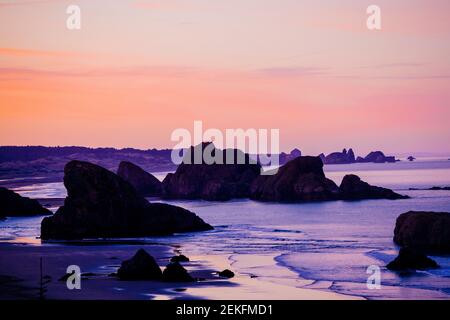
[
  {"left": 162, "top": 262, "right": 194, "bottom": 282},
  {"left": 218, "top": 269, "right": 235, "bottom": 278},
  {"left": 387, "top": 247, "right": 439, "bottom": 271},
  {"left": 117, "top": 249, "right": 162, "bottom": 280},
  {"left": 170, "top": 254, "right": 190, "bottom": 263}
]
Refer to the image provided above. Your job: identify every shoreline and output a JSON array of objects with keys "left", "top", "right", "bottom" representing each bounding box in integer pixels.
[{"left": 0, "top": 241, "right": 360, "bottom": 300}]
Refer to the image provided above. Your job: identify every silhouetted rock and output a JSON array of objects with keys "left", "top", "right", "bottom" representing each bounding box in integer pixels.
[
  {"left": 279, "top": 149, "right": 302, "bottom": 164},
  {"left": 117, "top": 161, "right": 162, "bottom": 197},
  {"left": 290, "top": 148, "right": 302, "bottom": 158},
  {"left": 218, "top": 269, "right": 235, "bottom": 278},
  {"left": 162, "top": 262, "right": 194, "bottom": 282},
  {"left": 0, "top": 187, "right": 51, "bottom": 218},
  {"left": 162, "top": 143, "right": 261, "bottom": 201},
  {"left": 393, "top": 211, "right": 450, "bottom": 252},
  {"left": 386, "top": 247, "right": 439, "bottom": 271},
  {"left": 318, "top": 153, "right": 326, "bottom": 162},
  {"left": 321, "top": 149, "right": 396, "bottom": 164},
  {"left": 339, "top": 174, "right": 408, "bottom": 200},
  {"left": 409, "top": 186, "right": 450, "bottom": 191},
  {"left": 40, "top": 161, "right": 212, "bottom": 240},
  {"left": 357, "top": 151, "right": 396, "bottom": 163},
  {"left": 250, "top": 156, "right": 341, "bottom": 202},
  {"left": 170, "top": 255, "right": 190, "bottom": 263},
  {"left": 117, "top": 249, "right": 162, "bottom": 280},
  {"left": 322, "top": 148, "right": 356, "bottom": 164},
  {"left": 407, "top": 156, "right": 416, "bottom": 162},
  {"left": 429, "top": 186, "right": 450, "bottom": 191}
]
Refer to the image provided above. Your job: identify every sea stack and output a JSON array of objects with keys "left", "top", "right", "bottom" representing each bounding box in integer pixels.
[
  {"left": 393, "top": 211, "right": 450, "bottom": 253},
  {"left": 41, "top": 160, "right": 213, "bottom": 240},
  {"left": 162, "top": 143, "right": 261, "bottom": 201},
  {"left": 250, "top": 156, "right": 408, "bottom": 202},
  {"left": 117, "top": 161, "right": 162, "bottom": 197},
  {"left": 250, "top": 156, "right": 341, "bottom": 202}
]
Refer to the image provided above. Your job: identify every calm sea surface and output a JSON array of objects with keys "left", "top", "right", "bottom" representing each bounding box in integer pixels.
[{"left": 1, "top": 159, "right": 450, "bottom": 299}]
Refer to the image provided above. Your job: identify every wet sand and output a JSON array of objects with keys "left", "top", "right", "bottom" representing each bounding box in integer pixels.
[{"left": 0, "top": 242, "right": 360, "bottom": 300}]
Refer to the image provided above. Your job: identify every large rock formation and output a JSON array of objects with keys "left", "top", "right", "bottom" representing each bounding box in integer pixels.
[
  {"left": 40, "top": 161, "right": 213, "bottom": 240},
  {"left": 162, "top": 143, "right": 261, "bottom": 201},
  {"left": 117, "top": 161, "right": 162, "bottom": 197},
  {"left": 386, "top": 247, "right": 439, "bottom": 271},
  {"left": 393, "top": 211, "right": 450, "bottom": 253},
  {"left": 117, "top": 249, "right": 162, "bottom": 280},
  {"left": 250, "top": 156, "right": 341, "bottom": 202},
  {"left": 0, "top": 187, "right": 51, "bottom": 218},
  {"left": 339, "top": 174, "right": 408, "bottom": 200},
  {"left": 250, "top": 157, "right": 407, "bottom": 202}
]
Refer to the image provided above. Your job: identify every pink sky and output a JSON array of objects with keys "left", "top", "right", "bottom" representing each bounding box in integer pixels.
[{"left": 0, "top": 0, "right": 449, "bottom": 155}]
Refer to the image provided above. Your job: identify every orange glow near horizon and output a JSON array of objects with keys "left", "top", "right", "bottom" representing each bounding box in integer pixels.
[{"left": 1, "top": 0, "right": 449, "bottom": 155}]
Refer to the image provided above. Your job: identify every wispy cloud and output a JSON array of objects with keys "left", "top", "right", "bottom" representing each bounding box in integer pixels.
[
  {"left": 0, "top": 65, "right": 200, "bottom": 79},
  {"left": 132, "top": 0, "right": 195, "bottom": 11},
  {"left": 359, "top": 62, "right": 427, "bottom": 69},
  {"left": 255, "top": 66, "right": 329, "bottom": 78},
  {"left": 0, "top": 0, "right": 57, "bottom": 7},
  {"left": 0, "top": 47, "right": 81, "bottom": 58}
]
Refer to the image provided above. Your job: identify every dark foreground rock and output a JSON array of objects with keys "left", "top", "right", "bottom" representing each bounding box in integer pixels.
[
  {"left": 170, "top": 255, "right": 190, "bottom": 263},
  {"left": 387, "top": 247, "right": 439, "bottom": 271},
  {"left": 393, "top": 211, "right": 450, "bottom": 252},
  {"left": 218, "top": 269, "right": 235, "bottom": 278},
  {"left": 40, "top": 161, "right": 213, "bottom": 240},
  {"left": 339, "top": 174, "right": 408, "bottom": 200},
  {"left": 117, "top": 161, "right": 162, "bottom": 197},
  {"left": 117, "top": 249, "right": 162, "bottom": 280},
  {"left": 162, "top": 262, "right": 194, "bottom": 282},
  {"left": 0, "top": 187, "right": 52, "bottom": 218},
  {"left": 250, "top": 156, "right": 341, "bottom": 202},
  {"left": 162, "top": 143, "right": 261, "bottom": 201}
]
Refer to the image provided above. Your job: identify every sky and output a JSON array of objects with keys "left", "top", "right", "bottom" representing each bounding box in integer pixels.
[{"left": 0, "top": 0, "right": 449, "bottom": 155}]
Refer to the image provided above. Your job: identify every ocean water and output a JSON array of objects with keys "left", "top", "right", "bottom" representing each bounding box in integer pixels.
[{"left": 1, "top": 159, "right": 450, "bottom": 299}]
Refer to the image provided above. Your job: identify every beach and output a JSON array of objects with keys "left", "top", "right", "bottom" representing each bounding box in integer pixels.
[{"left": 0, "top": 242, "right": 356, "bottom": 300}]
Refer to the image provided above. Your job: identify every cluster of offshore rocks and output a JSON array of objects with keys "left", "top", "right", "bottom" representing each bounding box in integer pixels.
[
  {"left": 118, "top": 143, "right": 407, "bottom": 202},
  {"left": 111, "top": 249, "right": 234, "bottom": 282},
  {"left": 2, "top": 141, "right": 449, "bottom": 275},
  {"left": 59, "top": 249, "right": 234, "bottom": 283},
  {"left": 319, "top": 148, "right": 397, "bottom": 165},
  {"left": 1, "top": 143, "right": 409, "bottom": 239}
]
